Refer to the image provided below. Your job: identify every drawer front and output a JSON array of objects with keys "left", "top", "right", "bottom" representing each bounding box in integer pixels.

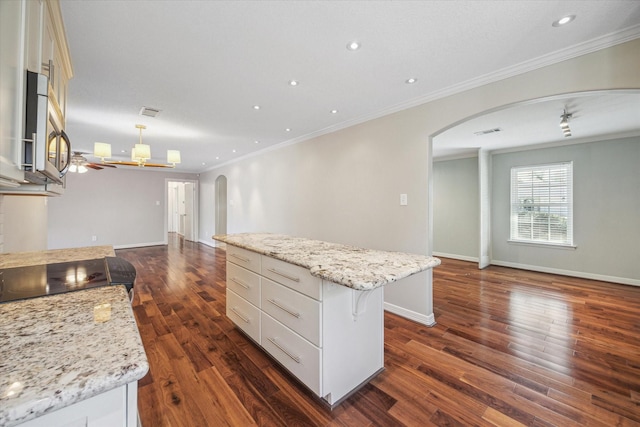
[
  {"left": 227, "top": 245, "right": 261, "bottom": 274},
  {"left": 227, "top": 289, "right": 261, "bottom": 344},
  {"left": 261, "top": 256, "right": 322, "bottom": 300},
  {"left": 262, "top": 278, "right": 321, "bottom": 347},
  {"left": 226, "top": 262, "right": 261, "bottom": 307},
  {"left": 261, "top": 313, "right": 321, "bottom": 396}
]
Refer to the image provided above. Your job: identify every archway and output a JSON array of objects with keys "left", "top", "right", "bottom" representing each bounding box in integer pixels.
[
  {"left": 215, "top": 175, "right": 228, "bottom": 239},
  {"left": 430, "top": 89, "right": 640, "bottom": 270}
]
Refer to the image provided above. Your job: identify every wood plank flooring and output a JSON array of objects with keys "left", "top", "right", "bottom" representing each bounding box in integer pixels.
[{"left": 116, "top": 235, "right": 640, "bottom": 426}]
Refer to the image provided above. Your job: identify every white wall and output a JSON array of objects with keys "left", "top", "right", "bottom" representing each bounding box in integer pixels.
[
  {"left": 1, "top": 194, "right": 48, "bottom": 252},
  {"left": 433, "top": 156, "right": 479, "bottom": 261},
  {"left": 198, "top": 39, "right": 640, "bottom": 323},
  {"left": 491, "top": 136, "right": 640, "bottom": 284},
  {"left": 47, "top": 167, "right": 197, "bottom": 249}
]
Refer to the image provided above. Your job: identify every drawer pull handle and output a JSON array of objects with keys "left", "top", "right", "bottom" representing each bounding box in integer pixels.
[
  {"left": 230, "top": 277, "right": 250, "bottom": 290},
  {"left": 231, "top": 307, "right": 250, "bottom": 323},
  {"left": 267, "top": 299, "right": 300, "bottom": 318},
  {"left": 230, "top": 253, "right": 250, "bottom": 263},
  {"left": 268, "top": 337, "right": 301, "bottom": 363},
  {"left": 267, "top": 268, "right": 300, "bottom": 282}
]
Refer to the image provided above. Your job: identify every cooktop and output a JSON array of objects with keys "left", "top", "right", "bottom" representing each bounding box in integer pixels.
[{"left": 0, "top": 257, "right": 136, "bottom": 304}]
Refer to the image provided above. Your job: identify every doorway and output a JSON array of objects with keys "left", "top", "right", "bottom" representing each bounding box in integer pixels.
[
  {"left": 167, "top": 179, "right": 198, "bottom": 242},
  {"left": 215, "top": 175, "right": 228, "bottom": 240}
]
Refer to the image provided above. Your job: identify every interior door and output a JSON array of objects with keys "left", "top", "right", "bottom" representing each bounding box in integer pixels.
[{"left": 184, "top": 182, "right": 195, "bottom": 242}]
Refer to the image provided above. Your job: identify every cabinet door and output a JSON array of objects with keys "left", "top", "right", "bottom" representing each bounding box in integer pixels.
[
  {"left": 0, "top": 0, "right": 26, "bottom": 182},
  {"left": 15, "top": 384, "right": 129, "bottom": 427}
]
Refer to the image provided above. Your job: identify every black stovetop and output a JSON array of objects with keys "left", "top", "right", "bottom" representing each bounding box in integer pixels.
[{"left": 0, "top": 257, "right": 135, "bottom": 304}]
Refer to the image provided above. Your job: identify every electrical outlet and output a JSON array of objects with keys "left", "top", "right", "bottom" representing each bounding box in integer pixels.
[
  {"left": 91, "top": 235, "right": 97, "bottom": 242},
  {"left": 400, "top": 194, "right": 408, "bottom": 206}
]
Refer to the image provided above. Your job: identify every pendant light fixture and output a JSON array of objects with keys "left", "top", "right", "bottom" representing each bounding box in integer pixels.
[
  {"left": 93, "top": 124, "right": 181, "bottom": 168},
  {"left": 132, "top": 124, "right": 151, "bottom": 165}
]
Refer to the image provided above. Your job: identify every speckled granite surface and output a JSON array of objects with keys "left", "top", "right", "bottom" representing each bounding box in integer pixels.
[
  {"left": 0, "top": 245, "right": 115, "bottom": 269},
  {"left": 0, "top": 285, "right": 148, "bottom": 426},
  {"left": 213, "top": 233, "right": 441, "bottom": 291}
]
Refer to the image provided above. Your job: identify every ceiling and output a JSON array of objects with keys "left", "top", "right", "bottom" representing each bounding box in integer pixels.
[{"left": 60, "top": 1, "right": 640, "bottom": 173}]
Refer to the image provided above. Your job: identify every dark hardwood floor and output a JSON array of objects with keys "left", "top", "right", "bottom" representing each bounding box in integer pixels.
[{"left": 116, "top": 234, "right": 640, "bottom": 426}]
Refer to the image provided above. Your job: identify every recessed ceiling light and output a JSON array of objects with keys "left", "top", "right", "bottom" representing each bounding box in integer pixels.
[
  {"left": 232, "top": 149, "right": 236, "bottom": 153},
  {"left": 346, "top": 41, "right": 361, "bottom": 51},
  {"left": 405, "top": 78, "right": 418, "bottom": 84},
  {"left": 121, "top": 150, "right": 127, "bottom": 153},
  {"left": 552, "top": 14, "right": 576, "bottom": 27},
  {"left": 254, "top": 140, "right": 260, "bottom": 144},
  {"left": 285, "top": 128, "right": 291, "bottom": 132},
  {"left": 202, "top": 162, "right": 206, "bottom": 165},
  {"left": 288, "top": 80, "right": 299, "bottom": 86},
  {"left": 215, "top": 156, "right": 219, "bottom": 160},
  {"left": 253, "top": 105, "right": 260, "bottom": 110},
  {"left": 330, "top": 109, "right": 338, "bottom": 114}
]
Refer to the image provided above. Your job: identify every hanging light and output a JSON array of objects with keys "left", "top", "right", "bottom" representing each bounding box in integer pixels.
[
  {"left": 93, "top": 124, "right": 181, "bottom": 168},
  {"left": 132, "top": 124, "right": 151, "bottom": 165},
  {"left": 167, "top": 150, "right": 181, "bottom": 166},
  {"left": 93, "top": 142, "right": 112, "bottom": 161},
  {"left": 560, "top": 110, "right": 572, "bottom": 138}
]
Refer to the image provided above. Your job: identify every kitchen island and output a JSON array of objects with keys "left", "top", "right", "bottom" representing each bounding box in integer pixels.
[
  {"left": 0, "top": 246, "right": 148, "bottom": 427},
  {"left": 214, "top": 233, "right": 440, "bottom": 406}
]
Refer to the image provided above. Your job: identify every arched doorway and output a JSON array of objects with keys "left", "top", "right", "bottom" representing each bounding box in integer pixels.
[
  {"left": 215, "top": 175, "right": 228, "bottom": 239},
  {"left": 430, "top": 90, "right": 640, "bottom": 270}
]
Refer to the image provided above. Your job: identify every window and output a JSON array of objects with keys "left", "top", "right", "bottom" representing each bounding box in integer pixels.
[{"left": 510, "top": 162, "right": 573, "bottom": 246}]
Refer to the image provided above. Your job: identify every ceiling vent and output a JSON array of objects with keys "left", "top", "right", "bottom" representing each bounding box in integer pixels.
[
  {"left": 474, "top": 127, "right": 502, "bottom": 136},
  {"left": 139, "top": 106, "right": 161, "bottom": 117}
]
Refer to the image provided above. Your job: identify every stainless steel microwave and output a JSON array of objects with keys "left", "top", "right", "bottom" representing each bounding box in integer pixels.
[{"left": 23, "top": 71, "right": 70, "bottom": 184}]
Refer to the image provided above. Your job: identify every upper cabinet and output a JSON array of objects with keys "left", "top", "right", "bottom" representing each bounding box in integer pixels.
[
  {"left": 42, "top": 0, "right": 73, "bottom": 123},
  {"left": 0, "top": 0, "right": 73, "bottom": 194},
  {"left": 0, "top": 0, "right": 27, "bottom": 184}
]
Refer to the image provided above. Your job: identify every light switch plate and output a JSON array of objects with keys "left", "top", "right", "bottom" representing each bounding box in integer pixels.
[{"left": 400, "top": 193, "right": 408, "bottom": 206}]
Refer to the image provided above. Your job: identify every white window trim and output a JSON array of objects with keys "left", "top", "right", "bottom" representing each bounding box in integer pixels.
[
  {"left": 507, "top": 239, "right": 577, "bottom": 250},
  {"left": 510, "top": 161, "right": 574, "bottom": 247}
]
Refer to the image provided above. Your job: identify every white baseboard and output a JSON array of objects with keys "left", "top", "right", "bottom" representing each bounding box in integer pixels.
[
  {"left": 198, "top": 239, "right": 217, "bottom": 248},
  {"left": 433, "top": 252, "right": 479, "bottom": 263},
  {"left": 491, "top": 260, "right": 640, "bottom": 287},
  {"left": 113, "top": 241, "right": 166, "bottom": 250},
  {"left": 383, "top": 302, "right": 436, "bottom": 327}
]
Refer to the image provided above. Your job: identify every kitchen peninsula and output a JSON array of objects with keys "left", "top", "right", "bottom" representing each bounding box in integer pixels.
[
  {"left": 0, "top": 246, "right": 148, "bottom": 427},
  {"left": 214, "top": 233, "right": 440, "bottom": 406}
]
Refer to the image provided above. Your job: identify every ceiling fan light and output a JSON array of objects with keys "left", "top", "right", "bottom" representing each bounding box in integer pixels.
[
  {"left": 78, "top": 165, "right": 88, "bottom": 173},
  {"left": 94, "top": 142, "right": 111, "bottom": 160},
  {"left": 69, "top": 164, "right": 78, "bottom": 173},
  {"left": 167, "top": 150, "right": 181, "bottom": 165}
]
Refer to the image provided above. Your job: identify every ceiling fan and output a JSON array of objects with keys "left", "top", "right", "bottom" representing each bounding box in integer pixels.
[{"left": 69, "top": 151, "right": 117, "bottom": 173}]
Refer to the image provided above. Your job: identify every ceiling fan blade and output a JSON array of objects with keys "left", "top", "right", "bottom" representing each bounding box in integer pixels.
[
  {"left": 98, "top": 163, "right": 117, "bottom": 168},
  {"left": 86, "top": 164, "right": 103, "bottom": 170}
]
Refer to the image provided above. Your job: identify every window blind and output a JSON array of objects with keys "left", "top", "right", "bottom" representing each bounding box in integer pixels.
[{"left": 510, "top": 162, "right": 573, "bottom": 245}]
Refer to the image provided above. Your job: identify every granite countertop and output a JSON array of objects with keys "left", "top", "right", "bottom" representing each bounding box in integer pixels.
[
  {"left": 0, "top": 245, "right": 116, "bottom": 269},
  {"left": 0, "top": 247, "right": 149, "bottom": 427},
  {"left": 214, "top": 233, "right": 441, "bottom": 291}
]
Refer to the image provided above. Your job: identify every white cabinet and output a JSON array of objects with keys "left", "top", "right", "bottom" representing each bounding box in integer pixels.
[
  {"left": 16, "top": 382, "right": 139, "bottom": 427},
  {"left": 226, "top": 245, "right": 384, "bottom": 406},
  {"left": 0, "top": 0, "right": 71, "bottom": 193},
  {"left": 0, "top": 0, "right": 27, "bottom": 184}
]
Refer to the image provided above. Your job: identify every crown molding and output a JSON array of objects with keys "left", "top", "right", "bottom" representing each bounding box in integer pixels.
[{"left": 203, "top": 27, "right": 640, "bottom": 174}]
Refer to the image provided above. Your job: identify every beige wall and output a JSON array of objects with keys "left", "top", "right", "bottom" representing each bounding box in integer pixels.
[
  {"left": 199, "top": 39, "right": 640, "bottom": 324},
  {"left": 0, "top": 194, "right": 48, "bottom": 252},
  {"left": 47, "top": 167, "right": 198, "bottom": 249}
]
